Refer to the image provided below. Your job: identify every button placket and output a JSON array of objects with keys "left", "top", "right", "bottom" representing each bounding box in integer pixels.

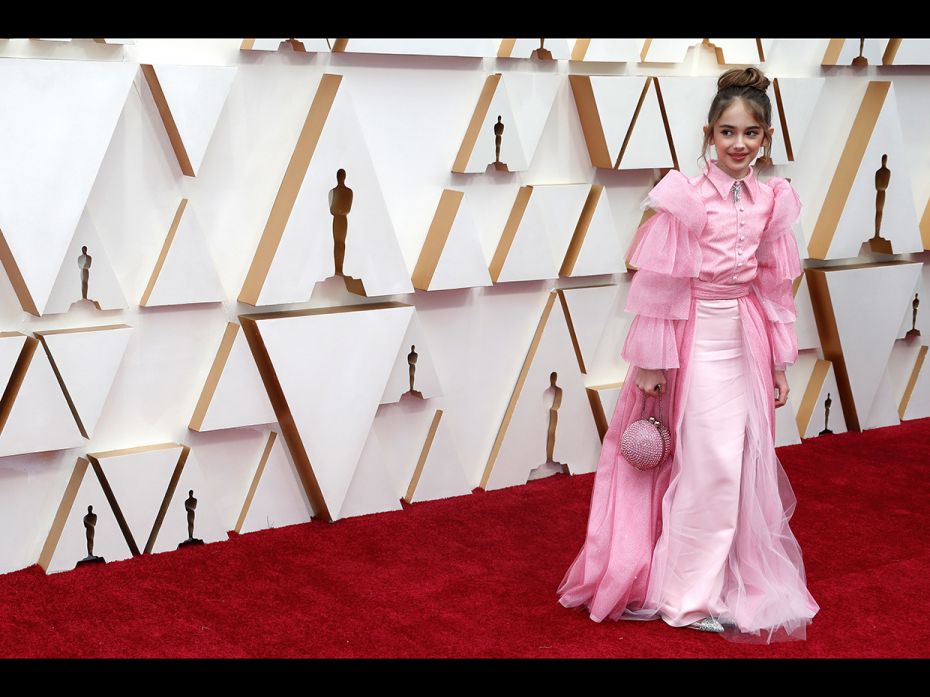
[{"left": 732, "top": 180, "right": 743, "bottom": 278}]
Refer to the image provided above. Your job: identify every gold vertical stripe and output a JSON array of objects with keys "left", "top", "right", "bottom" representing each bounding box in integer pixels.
[
  {"left": 899, "top": 345, "right": 927, "bottom": 419},
  {"left": 556, "top": 288, "right": 587, "bottom": 374},
  {"left": 497, "top": 39, "right": 516, "bottom": 58},
  {"left": 235, "top": 431, "right": 278, "bottom": 533},
  {"left": 142, "top": 65, "right": 194, "bottom": 177},
  {"left": 821, "top": 39, "right": 845, "bottom": 66},
  {"left": 189, "top": 323, "right": 240, "bottom": 431},
  {"left": 0, "top": 228, "right": 39, "bottom": 315},
  {"left": 405, "top": 409, "right": 443, "bottom": 503},
  {"left": 412, "top": 189, "right": 464, "bottom": 290},
  {"left": 615, "top": 77, "right": 652, "bottom": 169},
  {"left": 560, "top": 185, "right": 601, "bottom": 277},
  {"left": 144, "top": 446, "right": 189, "bottom": 554},
  {"left": 571, "top": 39, "right": 590, "bottom": 61},
  {"left": 38, "top": 457, "right": 89, "bottom": 571},
  {"left": 452, "top": 74, "right": 501, "bottom": 173},
  {"left": 140, "top": 198, "right": 188, "bottom": 306},
  {"left": 796, "top": 359, "right": 830, "bottom": 437},
  {"left": 568, "top": 75, "right": 612, "bottom": 169}
]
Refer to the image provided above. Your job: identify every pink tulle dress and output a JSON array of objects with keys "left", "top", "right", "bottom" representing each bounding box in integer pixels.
[{"left": 557, "top": 159, "right": 820, "bottom": 644}]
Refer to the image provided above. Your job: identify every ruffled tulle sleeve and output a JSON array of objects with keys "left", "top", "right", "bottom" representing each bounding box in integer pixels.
[
  {"left": 621, "top": 170, "right": 705, "bottom": 370},
  {"left": 751, "top": 178, "right": 804, "bottom": 372}
]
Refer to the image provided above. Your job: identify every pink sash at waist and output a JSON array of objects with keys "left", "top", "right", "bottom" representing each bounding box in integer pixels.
[{"left": 692, "top": 279, "right": 751, "bottom": 300}]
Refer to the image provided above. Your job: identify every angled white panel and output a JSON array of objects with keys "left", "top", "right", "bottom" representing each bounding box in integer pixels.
[
  {"left": 0, "top": 343, "right": 85, "bottom": 458},
  {"left": 642, "top": 39, "right": 701, "bottom": 63},
  {"left": 619, "top": 78, "right": 674, "bottom": 170},
  {"left": 706, "top": 39, "right": 772, "bottom": 64},
  {"left": 566, "top": 187, "right": 623, "bottom": 277},
  {"left": 371, "top": 395, "right": 440, "bottom": 498},
  {"left": 902, "top": 348, "right": 930, "bottom": 420},
  {"left": 827, "top": 263, "right": 922, "bottom": 425},
  {"left": 588, "top": 76, "right": 644, "bottom": 167},
  {"left": 509, "top": 39, "right": 571, "bottom": 60},
  {"left": 337, "top": 426, "right": 403, "bottom": 520},
  {"left": 243, "top": 39, "right": 330, "bottom": 52},
  {"left": 44, "top": 460, "right": 135, "bottom": 574},
  {"left": 502, "top": 72, "right": 562, "bottom": 167},
  {"left": 252, "top": 76, "right": 413, "bottom": 305},
  {"left": 91, "top": 444, "right": 186, "bottom": 554},
  {"left": 252, "top": 304, "right": 414, "bottom": 521},
  {"left": 0, "top": 59, "right": 136, "bottom": 315},
  {"left": 863, "top": 360, "right": 903, "bottom": 430},
  {"left": 191, "top": 323, "right": 276, "bottom": 432},
  {"left": 775, "top": 78, "right": 826, "bottom": 161},
  {"left": 239, "top": 432, "right": 314, "bottom": 534},
  {"left": 576, "top": 39, "right": 643, "bottom": 62},
  {"left": 420, "top": 192, "right": 493, "bottom": 291},
  {"left": 339, "top": 39, "right": 498, "bottom": 57},
  {"left": 828, "top": 84, "right": 922, "bottom": 259},
  {"left": 832, "top": 39, "right": 889, "bottom": 66},
  {"left": 461, "top": 77, "right": 528, "bottom": 173},
  {"left": 38, "top": 324, "right": 133, "bottom": 439},
  {"left": 408, "top": 412, "right": 471, "bottom": 503},
  {"left": 486, "top": 295, "right": 602, "bottom": 490},
  {"left": 45, "top": 214, "right": 127, "bottom": 314},
  {"left": 381, "top": 312, "right": 443, "bottom": 404},
  {"left": 559, "top": 285, "right": 618, "bottom": 374},
  {"left": 656, "top": 76, "right": 719, "bottom": 178},
  {"left": 149, "top": 450, "right": 227, "bottom": 554},
  {"left": 149, "top": 64, "right": 238, "bottom": 176},
  {"left": 889, "top": 39, "right": 930, "bottom": 65},
  {"left": 592, "top": 384, "right": 623, "bottom": 429},
  {"left": 0, "top": 333, "right": 28, "bottom": 392},
  {"left": 794, "top": 273, "right": 820, "bottom": 354},
  {"left": 141, "top": 200, "right": 226, "bottom": 307}
]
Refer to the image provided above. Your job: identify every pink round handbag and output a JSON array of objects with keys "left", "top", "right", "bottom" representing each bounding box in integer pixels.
[{"left": 619, "top": 393, "right": 672, "bottom": 471}]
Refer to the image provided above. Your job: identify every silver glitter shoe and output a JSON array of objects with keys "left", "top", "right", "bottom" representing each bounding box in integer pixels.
[{"left": 687, "top": 617, "right": 725, "bottom": 633}]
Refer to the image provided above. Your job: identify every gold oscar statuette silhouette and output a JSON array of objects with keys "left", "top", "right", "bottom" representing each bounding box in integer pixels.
[
  {"left": 490, "top": 115, "right": 509, "bottom": 172},
  {"left": 868, "top": 154, "right": 893, "bottom": 254},
  {"left": 531, "top": 39, "right": 553, "bottom": 61},
  {"left": 852, "top": 38, "right": 868, "bottom": 67},
  {"left": 906, "top": 292, "right": 921, "bottom": 339},
  {"left": 178, "top": 490, "right": 204, "bottom": 548},
  {"left": 403, "top": 344, "right": 423, "bottom": 399},
  {"left": 76, "top": 504, "right": 106, "bottom": 567},
  {"left": 819, "top": 392, "right": 834, "bottom": 436},
  {"left": 529, "top": 372, "right": 569, "bottom": 480},
  {"left": 329, "top": 169, "right": 367, "bottom": 296}
]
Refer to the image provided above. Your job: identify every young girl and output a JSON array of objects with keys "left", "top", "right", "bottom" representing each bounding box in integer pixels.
[{"left": 557, "top": 67, "right": 820, "bottom": 644}]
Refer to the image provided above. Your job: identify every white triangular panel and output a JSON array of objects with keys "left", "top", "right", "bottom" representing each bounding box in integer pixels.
[
  {"left": 251, "top": 77, "right": 413, "bottom": 305},
  {"left": 243, "top": 39, "right": 330, "bottom": 52},
  {"left": 0, "top": 343, "right": 85, "bottom": 457},
  {"left": 38, "top": 324, "right": 133, "bottom": 439},
  {"left": 191, "top": 324, "right": 276, "bottom": 432},
  {"left": 141, "top": 201, "right": 226, "bottom": 307},
  {"left": 337, "top": 426, "right": 403, "bottom": 520},
  {"left": 592, "top": 384, "right": 623, "bottom": 432},
  {"left": 826, "top": 263, "right": 922, "bottom": 427},
  {"left": 510, "top": 39, "right": 571, "bottom": 60},
  {"left": 149, "top": 450, "right": 227, "bottom": 554},
  {"left": 576, "top": 40, "right": 643, "bottom": 62},
  {"left": 371, "top": 396, "right": 439, "bottom": 498},
  {"left": 829, "top": 84, "right": 922, "bottom": 259},
  {"left": 381, "top": 312, "right": 443, "bottom": 403},
  {"left": 422, "top": 192, "right": 493, "bottom": 291},
  {"left": 619, "top": 79, "right": 675, "bottom": 170},
  {"left": 564, "top": 186, "right": 623, "bottom": 277},
  {"left": 889, "top": 39, "right": 930, "bottom": 65},
  {"left": 558, "top": 285, "right": 618, "bottom": 374},
  {"left": 486, "top": 295, "right": 602, "bottom": 490},
  {"left": 44, "top": 460, "right": 135, "bottom": 574},
  {"left": 775, "top": 78, "right": 826, "bottom": 162},
  {"left": 503, "top": 72, "right": 562, "bottom": 167},
  {"left": 461, "top": 77, "right": 528, "bottom": 173},
  {"left": 91, "top": 444, "right": 186, "bottom": 554},
  {"left": 339, "top": 39, "right": 497, "bottom": 57},
  {"left": 45, "top": 214, "right": 127, "bottom": 314},
  {"left": 795, "top": 276, "right": 821, "bottom": 354},
  {"left": 150, "top": 64, "right": 237, "bottom": 176},
  {"left": 0, "top": 59, "right": 136, "bottom": 315},
  {"left": 408, "top": 412, "right": 471, "bottom": 503},
  {"left": 863, "top": 362, "right": 903, "bottom": 430},
  {"left": 588, "top": 77, "right": 644, "bottom": 167},
  {"left": 239, "top": 432, "right": 314, "bottom": 534},
  {"left": 706, "top": 39, "right": 772, "bottom": 64},
  {"left": 252, "top": 304, "right": 413, "bottom": 522},
  {"left": 656, "top": 76, "right": 719, "bottom": 178},
  {"left": 642, "top": 39, "right": 701, "bottom": 63},
  {"left": 833, "top": 39, "right": 889, "bottom": 66}
]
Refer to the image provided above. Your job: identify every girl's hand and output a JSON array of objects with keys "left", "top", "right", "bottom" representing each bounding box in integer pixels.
[
  {"left": 635, "top": 368, "right": 667, "bottom": 397},
  {"left": 774, "top": 369, "right": 789, "bottom": 408}
]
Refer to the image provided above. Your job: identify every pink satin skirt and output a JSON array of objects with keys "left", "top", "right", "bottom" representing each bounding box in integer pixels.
[{"left": 657, "top": 298, "right": 747, "bottom": 626}]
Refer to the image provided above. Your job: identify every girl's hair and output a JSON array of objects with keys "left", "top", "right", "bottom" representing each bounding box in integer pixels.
[{"left": 698, "top": 67, "right": 773, "bottom": 172}]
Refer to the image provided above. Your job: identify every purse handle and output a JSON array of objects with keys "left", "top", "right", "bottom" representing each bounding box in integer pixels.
[{"left": 641, "top": 391, "right": 664, "bottom": 425}]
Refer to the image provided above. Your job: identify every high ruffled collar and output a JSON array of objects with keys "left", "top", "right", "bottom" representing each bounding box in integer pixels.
[{"left": 703, "top": 158, "right": 759, "bottom": 203}]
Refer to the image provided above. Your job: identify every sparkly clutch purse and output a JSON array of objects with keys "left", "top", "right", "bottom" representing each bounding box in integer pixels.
[{"left": 619, "top": 394, "right": 672, "bottom": 471}]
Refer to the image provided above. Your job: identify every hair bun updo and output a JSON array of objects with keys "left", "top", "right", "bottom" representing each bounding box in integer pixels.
[{"left": 717, "top": 66, "right": 770, "bottom": 95}]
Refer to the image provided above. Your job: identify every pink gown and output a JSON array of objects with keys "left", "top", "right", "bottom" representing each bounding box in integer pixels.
[{"left": 556, "top": 159, "right": 820, "bottom": 644}]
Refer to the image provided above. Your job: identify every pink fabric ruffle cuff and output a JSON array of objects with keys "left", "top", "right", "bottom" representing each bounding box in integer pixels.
[
  {"left": 769, "top": 319, "right": 799, "bottom": 369},
  {"left": 624, "top": 269, "right": 692, "bottom": 320},
  {"left": 621, "top": 314, "right": 679, "bottom": 370}
]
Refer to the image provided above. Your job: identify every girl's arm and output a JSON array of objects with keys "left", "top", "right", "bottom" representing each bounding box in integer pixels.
[
  {"left": 622, "top": 170, "right": 705, "bottom": 370},
  {"left": 751, "top": 178, "right": 804, "bottom": 372}
]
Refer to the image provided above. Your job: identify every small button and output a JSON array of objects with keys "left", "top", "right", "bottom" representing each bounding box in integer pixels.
[
  {"left": 740, "top": 221, "right": 745, "bottom": 226},
  {"left": 737, "top": 247, "right": 742, "bottom": 253},
  {"left": 739, "top": 235, "right": 745, "bottom": 241},
  {"left": 739, "top": 207, "right": 744, "bottom": 212}
]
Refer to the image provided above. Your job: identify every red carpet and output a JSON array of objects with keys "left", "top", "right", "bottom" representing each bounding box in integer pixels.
[{"left": 2, "top": 418, "right": 929, "bottom": 658}]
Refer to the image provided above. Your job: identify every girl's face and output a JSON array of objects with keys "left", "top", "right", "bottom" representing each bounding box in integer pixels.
[{"left": 703, "top": 99, "right": 774, "bottom": 179}]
